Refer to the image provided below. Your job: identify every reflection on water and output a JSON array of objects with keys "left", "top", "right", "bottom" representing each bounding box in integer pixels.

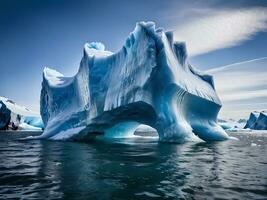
[{"left": 0, "top": 131, "right": 267, "bottom": 199}]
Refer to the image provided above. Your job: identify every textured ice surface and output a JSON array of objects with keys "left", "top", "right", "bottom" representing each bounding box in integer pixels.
[{"left": 38, "top": 21, "right": 229, "bottom": 142}]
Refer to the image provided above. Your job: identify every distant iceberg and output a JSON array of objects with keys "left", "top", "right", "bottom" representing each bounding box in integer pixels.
[
  {"left": 244, "top": 111, "right": 267, "bottom": 130},
  {"left": 0, "top": 96, "right": 43, "bottom": 130},
  {"left": 218, "top": 118, "right": 246, "bottom": 131},
  {"left": 38, "top": 21, "right": 229, "bottom": 142}
]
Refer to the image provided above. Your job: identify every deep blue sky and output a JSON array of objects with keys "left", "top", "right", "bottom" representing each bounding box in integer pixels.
[{"left": 0, "top": 0, "right": 267, "bottom": 114}]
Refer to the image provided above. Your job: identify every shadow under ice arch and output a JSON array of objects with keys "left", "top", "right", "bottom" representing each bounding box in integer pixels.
[{"left": 37, "top": 21, "right": 229, "bottom": 142}]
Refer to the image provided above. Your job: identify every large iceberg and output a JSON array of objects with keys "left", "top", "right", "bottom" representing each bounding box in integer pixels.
[{"left": 38, "top": 21, "right": 229, "bottom": 142}]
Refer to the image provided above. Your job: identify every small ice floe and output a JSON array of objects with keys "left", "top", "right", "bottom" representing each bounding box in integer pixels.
[
  {"left": 135, "top": 191, "right": 161, "bottom": 198},
  {"left": 251, "top": 143, "right": 260, "bottom": 147},
  {"left": 160, "top": 180, "right": 172, "bottom": 184},
  {"left": 229, "top": 136, "right": 239, "bottom": 141}
]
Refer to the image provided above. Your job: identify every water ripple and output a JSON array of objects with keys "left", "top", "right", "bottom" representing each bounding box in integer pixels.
[{"left": 0, "top": 131, "right": 266, "bottom": 199}]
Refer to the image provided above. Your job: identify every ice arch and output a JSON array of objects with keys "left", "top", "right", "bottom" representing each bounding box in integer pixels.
[
  {"left": 36, "top": 21, "right": 229, "bottom": 142},
  {"left": 134, "top": 124, "right": 158, "bottom": 137}
]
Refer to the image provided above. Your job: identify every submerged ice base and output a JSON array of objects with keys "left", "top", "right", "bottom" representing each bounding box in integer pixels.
[{"left": 38, "top": 21, "right": 229, "bottom": 142}]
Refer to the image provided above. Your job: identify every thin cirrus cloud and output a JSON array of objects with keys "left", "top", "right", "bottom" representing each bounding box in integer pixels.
[
  {"left": 173, "top": 7, "right": 267, "bottom": 56},
  {"left": 208, "top": 57, "right": 267, "bottom": 119}
]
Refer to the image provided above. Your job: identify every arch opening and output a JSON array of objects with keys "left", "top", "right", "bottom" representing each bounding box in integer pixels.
[
  {"left": 134, "top": 124, "right": 158, "bottom": 138},
  {"left": 83, "top": 101, "right": 159, "bottom": 140}
]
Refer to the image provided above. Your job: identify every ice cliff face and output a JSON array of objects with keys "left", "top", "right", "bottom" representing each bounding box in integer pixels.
[
  {"left": 0, "top": 101, "right": 11, "bottom": 130},
  {"left": 39, "top": 21, "right": 229, "bottom": 142},
  {"left": 244, "top": 111, "right": 267, "bottom": 130}
]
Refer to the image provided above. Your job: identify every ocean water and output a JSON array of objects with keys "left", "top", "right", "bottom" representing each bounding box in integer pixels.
[{"left": 0, "top": 131, "right": 266, "bottom": 200}]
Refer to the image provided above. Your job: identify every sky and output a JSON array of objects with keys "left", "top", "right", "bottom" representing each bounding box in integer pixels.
[
  {"left": 208, "top": 57, "right": 267, "bottom": 119},
  {"left": 0, "top": 0, "right": 267, "bottom": 119}
]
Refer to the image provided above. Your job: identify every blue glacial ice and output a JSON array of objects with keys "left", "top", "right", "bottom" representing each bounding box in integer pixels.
[{"left": 38, "top": 21, "right": 229, "bottom": 142}]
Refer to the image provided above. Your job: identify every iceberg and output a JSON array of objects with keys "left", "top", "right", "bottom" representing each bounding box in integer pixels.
[
  {"left": 218, "top": 118, "right": 246, "bottom": 131},
  {"left": 0, "top": 96, "right": 44, "bottom": 130},
  {"left": 244, "top": 111, "right": 267, "bottom": 130},
  {"left": 38, "top": 21, "right": 229, "bottom": 142}
]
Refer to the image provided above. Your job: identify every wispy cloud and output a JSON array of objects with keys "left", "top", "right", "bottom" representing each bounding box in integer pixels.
[
  {"left": 208, "top": 57, "right": 267, "bottom": 73},
  {"left": 173, "top": 7, "right": 267, "bottom": 56},
  {"left": 221, "top": 89, "right": 267, "bottom": 101},
  {"left": 208, "top": 57, "right": 267, "bottom": 119}
]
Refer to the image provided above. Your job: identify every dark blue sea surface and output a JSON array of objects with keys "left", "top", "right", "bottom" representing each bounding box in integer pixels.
[{"left": 0, "top": 131, "right": 266, "bottom": 199}]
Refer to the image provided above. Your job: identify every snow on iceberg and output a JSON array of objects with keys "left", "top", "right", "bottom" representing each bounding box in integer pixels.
[{"left": 38, "top": 21, "right": 229, "bottom": 142}]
